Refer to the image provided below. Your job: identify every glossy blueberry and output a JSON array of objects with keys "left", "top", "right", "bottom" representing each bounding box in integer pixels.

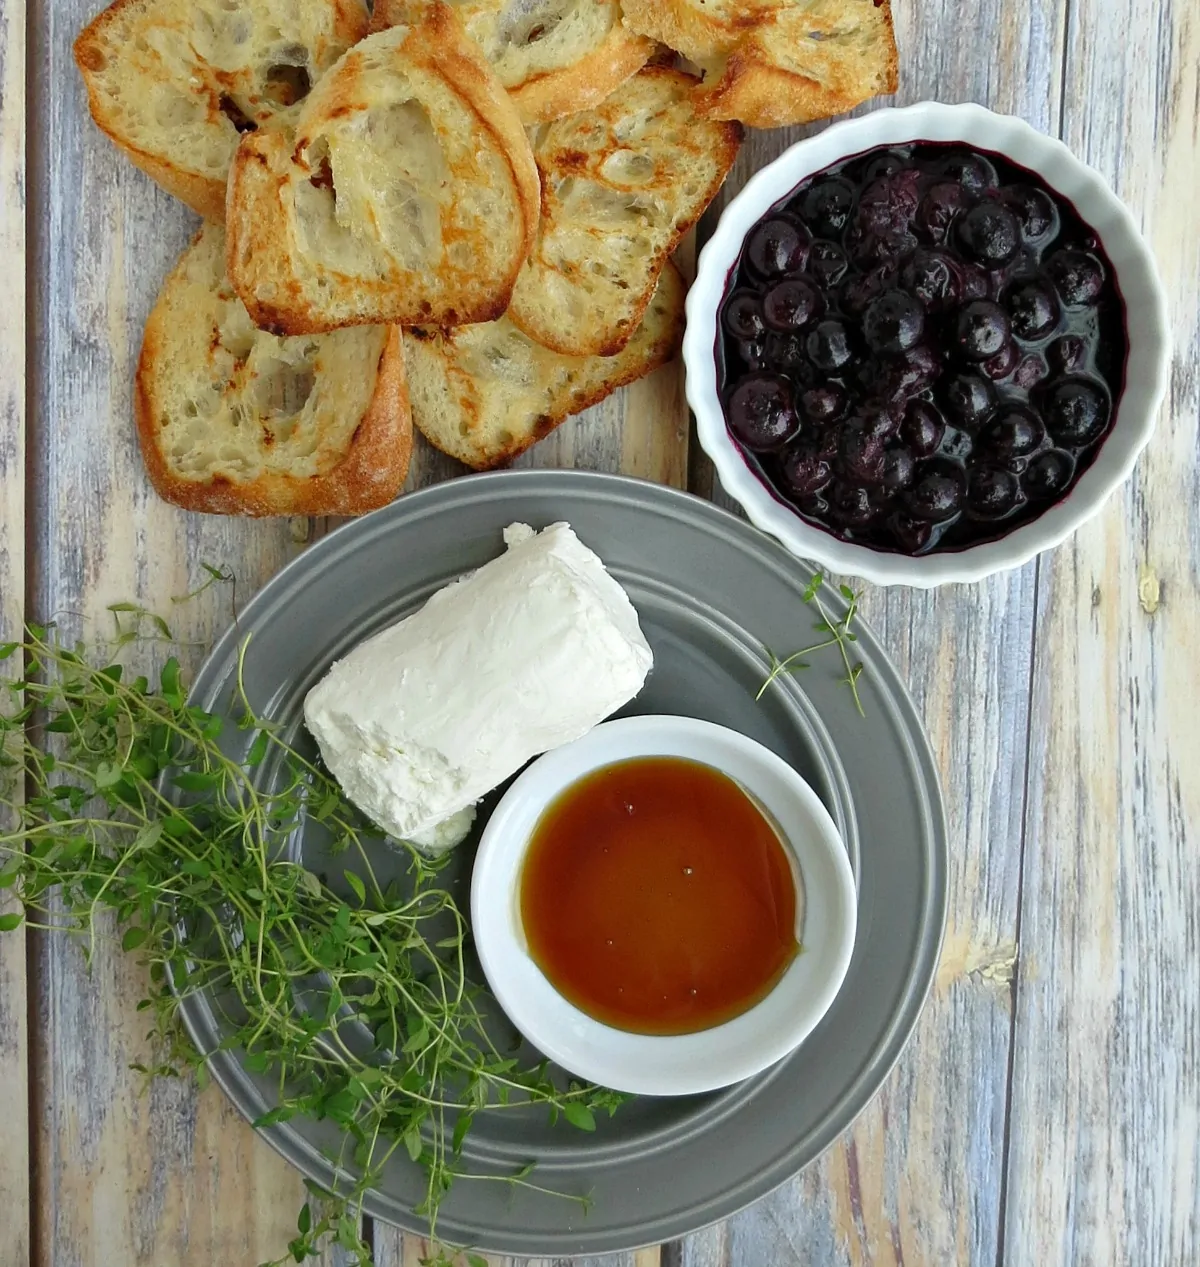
[
  {"left": 980, "top": 340, "right": 1022, "bottom": 381},
  {"left": 839, "top": 425, "right": 886, "bottom": 482},
  {"left": 726, "top": 374, "right": 798, "bottom": 451},
  {"left": 1048, "top": 334, "right": 1088, "bottom": 373},
  {"left": 735, "top": 338, "right": 766, "bottom": 371},
  {"left": 1012, "top": 353, "right": 1049, "bottom": 391},
  {"left": 967, "top": 466, "right": 1021, "bottom": 518},
  {"left": 800, "top": 383, "right": 847, "bottom": 424},
  {"left": 889, "top": 512, "right": 933, "bottom": 553},
  {"left": 1003, "top": 277, "right": 1061, "bottom": 340},
  {"left": 901, "top": 248, "right": 961, "bottom": 311},
  {"left": 1000, "top": 184, "right": 1056, "bottom": 241},
  {"left": 807, "top": 239, "right": 850, "bottom": 287},
  {"left": 763, "top": 332, "right": 814, "bottom": 379},
  {"left": 939, "top": 372, "right": 997, "bottom": 428},
  {"left": 861, "top": 151, "right": 910, "bottom": 182},
  {"left": 722, "top": 290, "right": 765, "bottom": 340},
  {"left": 901, "top": 400, "right": 946, "bottom": 457},
  {"left": 914, "top": 180, "right": 969, "bottom": 244},
  {"left": 1044, "top": 249, "right": 1106, "bottom": 306},
  {"left": 981, "top": 407, "right": 1045, "bottom": 456},
  {"left": 881, "top": 446, "right": 917, "bottom": 490},
  {"left": 932, "top": 150, "right": 998, "bottom": 195},
  {"left": 956, "top": 201, "right": 1022, "bottom": 267},
  {"left": 806, "top": 319, "right": 855, "bottom": 372},
  {"left": 905, "top": 462, "right": 966, "bottom": 521},
  {"left": 1040, "top": 376, "right": 1110, "bottom": 444},
  {"left": 779, "top": 439, "right": 833, "bottom": 496},
  {"left": 763, "top": 277, "right": 823, "bottom": 331},
  {"left": 856, "top": 172, "right": 922, "bottom": 240},
  {"left": 862, "top": 289, "right": 926, "bottom": 356},
  {"left": 840, "top": 262, "right": 898, "bottom": 317},
  {"left": 954, "top": 300, "right": 1012, "bottom": 360},
  {"left": 794, "top": 177, "right": 857, "bottom": 237},
  {"left": 1024, "top": 448, "right": 1075, "bottom": 497},
  {"left": 746, "top": 217, "right": 811, "bottom": 279},
  {"left": 827, "top": 480, "right": 877, "bottom": 525}
]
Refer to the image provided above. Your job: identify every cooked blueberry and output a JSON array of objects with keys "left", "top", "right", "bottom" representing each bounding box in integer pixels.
[
  {"left": 967, "top": 466, "right": 1021, "bottom": 518},
  {"left": 727, "top": 374, "right": 798, "bottom": 451},
  {"left": 723, "top": 290, "right": 766, "bottom": 340},
  {"left": 736, "top": 338, "right": 766, "bottom": 370},
  {"left": 939, "top": 372, "right": 997, "bottom": 428},
  {"left": 763, "top": 332, "right": 814, "bottom": 379},
  {"left": 746, "top": 217, "right": 811, "bottom": 278},
  {"left": 1048, "top": 334, "right": 1088, "bottom": 372},
  {"left": 905, "top": 463, "right": 966, "bottom": 521},
  {"left": 839, "top": 426, "right": 886, "bottom": 482},
  {"left": 862, "top": 289, "right": 926, "bottom": 356},
  {"left": 933, "top": 150, "right": 997, "bottom": 195},
  {"left": 902, "top": 400, "right": 946, "bottom": 456},
  {"left": 800, "top": 384, "right": 847, "bottom": 424},
  {"left": 857, "top": 406, "right": 901, "bottom": 439},
  {"left": 1044, "top": 249, "right": 1105, "bottom": 306},
  {"left": 1024, "top": 448, "right": 1075, "bottom": 497},
  {"left": 763, "top": 278, "right": 823, "bottom": 331},
  {"left": 954, "top": 300, "right": 1012, "bottom": 360},
  {"left": 1040, "top": 376, "right": 1110, "bottom": 444},
  {"left": 807, "top": 239, "right": 850, "bottom": 286},
  {"left": 862, "top": 344, "right": 943, "bottom": 407},
  {"left": 856, "top": 172, "right": 922, "bottom": 240},
  {"left": 840, "top": 263, "right": 898, "bottom": 317},
  {"left": 982, "top": 407, "right": 1045, "bottom": 456},
  {"left": 806, "top": 319, "right": 855, "bottom": 371},
  {"left": 1003, "top": 278, "right": 1061, "bottom": 339},
  {"left": 828, "top": 481, "right": 877, "bottom": 525},
  {"left": 901, "top": 248, "right": 961, "bottom": 311},
  {"left": 914, "top": 180, "right": 969, "bottom": 244},
  {"left": 1000, "top": 184, "right": 1056, "bottom": 241},
  {"left": 882, "top": 446, "right": 917, "bottom": 489},
  {"left": 957, "top": 261, "right": 992, "bottom": 302},
  {"left": 795, "top": 178, "right": 857, "bottom": 237},
  {"left": 980, "top": 341, "right": 1021, "bottom": 381},
  {"left": 780, "top": 439, "right": 833, "bottom": 496},
  {"left": 957, "top": 201, "right": 1021, "bottom": 267},
  {"left": 862, "top": 151, "right": 909, "bottom": 182},
  {"left": 890, "top": 512, "right": 933, "bottom": 553},
  {"left": 1013, "top": 353, "right": 1049, "bottom": 390}
]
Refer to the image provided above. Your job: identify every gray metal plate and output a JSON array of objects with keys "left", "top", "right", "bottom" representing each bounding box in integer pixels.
[{"left": 180, "top": 470, "right": 947, "bottom": 1256}]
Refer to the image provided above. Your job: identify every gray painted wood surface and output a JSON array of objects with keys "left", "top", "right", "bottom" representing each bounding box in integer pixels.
[{"left": 3, "top": 0, "right": 1197, "bottom": 1264}]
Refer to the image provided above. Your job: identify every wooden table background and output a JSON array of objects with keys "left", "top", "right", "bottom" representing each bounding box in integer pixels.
[{"left": 2, "top": 0, "right": 1197, "bottom": 1263}]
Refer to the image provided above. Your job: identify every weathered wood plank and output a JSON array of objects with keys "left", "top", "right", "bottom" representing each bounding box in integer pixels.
[
  {"left": 27, "top": 1, "right": 318, "bottom": 1262},
  {"left": 1003, "top": 0, "right": 1200, "bottom": 1262},
  {"left": 0, "top": 0, "right": 29, "bottom": 1262},
  {"left": 677, "top": 0, "right": 1063, "bottom": 1262}
]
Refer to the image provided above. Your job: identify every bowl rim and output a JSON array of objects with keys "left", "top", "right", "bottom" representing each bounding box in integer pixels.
[
  {"left": 470, "top": 714, "right": 858, "bottom": 1097},
  {"left": 684, "top": 101, "right": 1172, "bottom": 587}
]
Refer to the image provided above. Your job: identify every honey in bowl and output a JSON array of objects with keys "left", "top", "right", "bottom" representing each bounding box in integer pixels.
[{"left": 518, "top": 756, "right": 802, "bottom": 1036}]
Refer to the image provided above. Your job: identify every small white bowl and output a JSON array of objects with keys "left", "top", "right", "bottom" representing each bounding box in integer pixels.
[
  {"left": 470, "top": 716, "right": 857, "bottom": 1097},
  {"left": 684, "top": 102, "right": 1172, "bottom": 587}
]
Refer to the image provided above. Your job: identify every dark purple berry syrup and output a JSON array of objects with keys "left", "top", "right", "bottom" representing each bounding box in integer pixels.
[{"left": 716, "top": 143, "right": 1128, "bottom": 556}]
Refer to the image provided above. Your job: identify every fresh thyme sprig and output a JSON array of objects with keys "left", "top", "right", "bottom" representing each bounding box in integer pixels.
[
  {"left": 757, "top": 572, "right": 866, "bottom": 716},
  {"left": 0, "top": 619, "right": 623, "bottom": 1266}
]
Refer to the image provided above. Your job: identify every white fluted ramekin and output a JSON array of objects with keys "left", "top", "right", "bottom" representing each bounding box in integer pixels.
[{"left": 684, "top": 102, "right": 1171, "bottom": 587}]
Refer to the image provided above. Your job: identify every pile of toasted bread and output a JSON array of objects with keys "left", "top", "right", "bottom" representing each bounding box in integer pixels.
[{"left": 75, "top": 0, "right": 897, "bottom": 517}]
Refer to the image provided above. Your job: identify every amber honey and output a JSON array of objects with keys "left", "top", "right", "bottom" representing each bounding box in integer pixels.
[{"left": 519, "top": 756, "right": 800, "bottom": 1036}]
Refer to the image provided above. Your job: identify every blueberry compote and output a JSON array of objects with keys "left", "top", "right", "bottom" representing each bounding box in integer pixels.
[{"left": 717, "top": 144, "right": 1127, "bottom": 555}]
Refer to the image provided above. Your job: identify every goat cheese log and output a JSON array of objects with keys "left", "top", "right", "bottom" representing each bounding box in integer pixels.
[{"left": 303, "top": 522, "right": 653, "bottom": 854}]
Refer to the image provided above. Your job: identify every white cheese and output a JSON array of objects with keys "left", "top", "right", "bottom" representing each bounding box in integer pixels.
[{"left": 303, "top": 522, "right": 653, "bottom": 854}]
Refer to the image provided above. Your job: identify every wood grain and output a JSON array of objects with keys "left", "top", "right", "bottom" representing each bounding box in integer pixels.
[
  {"left": 677, "top": 0, "right": 1062, "bottom": 1262},
  {"left": 0, "top": 0, "right": 29, "bottom": 1263},
  {"left": 1002, "top": 0, "right": 1200, "bottom": 1262}
]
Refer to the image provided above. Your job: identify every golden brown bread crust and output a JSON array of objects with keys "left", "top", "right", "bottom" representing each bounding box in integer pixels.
[
  {"left": 227, "top": 6, "right": 541, "bottom": 334},
  {"left": 407, "top": 259, "right": 685, "bottom": 470},
  {"left": 695, "top": 2, "right": 899, "bottom": 127},
  {"left": 73, "top": 0, "right": 369, "bottom": 221},
  {"left": 135, "top": 233, "right": 412, "bottom": 517}
]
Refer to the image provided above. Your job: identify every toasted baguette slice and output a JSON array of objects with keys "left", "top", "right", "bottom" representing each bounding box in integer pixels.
[
  {"left": 74, "top": 0, "right": 368, "bottom": 221},
  {"left": 136, "top": 223, "right": 411, "bottom": 517},
  {"left": 506, "top": 69, "right": 740, "bottom": 357},
  {"left": 372, "top": 0, "right": 652, "bottom": 123},
  {"left": 696, "top": 1, "right": 898, "bottom": 128},
  {"left": 226, "top": 6, "right": 540, "bottom": 335},
  {"left": 621, "top": 0, "right": 898, "bottom": 129},
  {"left": 406, "top": 259, "right": 684, "bottom": 469}
]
